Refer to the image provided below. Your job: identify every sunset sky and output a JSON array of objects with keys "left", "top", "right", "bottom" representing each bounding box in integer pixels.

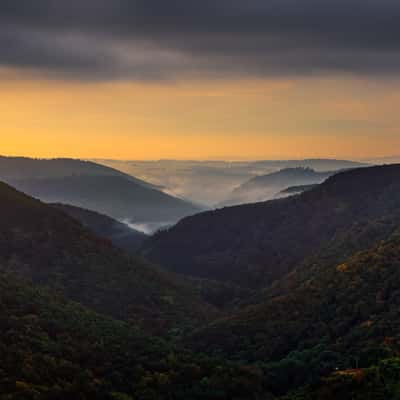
[{"left": 1, "top": 1, "right": 400, "bottom": 160}]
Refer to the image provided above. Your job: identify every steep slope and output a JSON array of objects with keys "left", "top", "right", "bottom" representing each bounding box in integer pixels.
[
  {"left": 0, "top": 181, "right": 216, "bottom": 333},
  {"left": 0, "top": 274, "right": 264, "bottom": 399},
  {"left": 222, "top": 167, "right": 336, "bottom": 206},
  {"left": 187, "top": 231, "right": 400, "bottom": 396},
  {"left": 3, "top": 253, "right": 397, "bottom": 400},
  {"left": 0, "top": 156, "right": 201, "bottom": 225},
  {"left": 52, "top": 203, "right": 147, "bottom": 252},
  {"left": 193, "top": 231, "right": 400, "bottom": 356},
  {"left": 284, "top": 359, "right": 400, "bottom": 400},
  {"left": 143, "top": 165, "right": 400, "bottom": 288},
  {"left": 9, "top": 175, "right": 201, "bottom": 224}
]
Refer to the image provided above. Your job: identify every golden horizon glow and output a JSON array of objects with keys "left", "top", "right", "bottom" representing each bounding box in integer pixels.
[{"left": 1, "top": 70, "right": 400, "bottom": 160}]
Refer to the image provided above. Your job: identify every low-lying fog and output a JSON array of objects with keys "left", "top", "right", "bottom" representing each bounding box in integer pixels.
[
  {"left": 97, "top": 159, "right": 367, "bottom": 207},
  {"left": 123, "top": 220, "right": 173, "bottom": 235}
]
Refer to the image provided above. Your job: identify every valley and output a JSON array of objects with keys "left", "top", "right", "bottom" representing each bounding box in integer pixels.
[{"left": 1, "top": 161, "right": 400, "bottom": 399}]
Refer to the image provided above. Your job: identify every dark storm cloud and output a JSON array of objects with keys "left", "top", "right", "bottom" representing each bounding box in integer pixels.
[{"left": 1, "top": 0, "right": 400, "bottom": 80}]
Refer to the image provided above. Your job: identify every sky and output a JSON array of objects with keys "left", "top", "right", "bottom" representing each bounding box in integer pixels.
[{"left": 1, "top": 0, "right": 400, "bottom": 160}]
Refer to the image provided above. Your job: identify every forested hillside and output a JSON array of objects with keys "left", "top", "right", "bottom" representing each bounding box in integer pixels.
[
  {"left": 53, "top": 203, "right": 147, "bottom": 252},
  {"left": 10, "top": 175, "right": 201, "bottom": 224},
  {"left": 187, "top": 231, "right": 400, "bottom": 396},
  {"left": 2, "top": 165, "right": 400, "bottom": 399},
  {"left": 0, "top": 274, "right": 265, "bottom": 400},
  {"left": 0, "top": 181, "right": 215, "bottom": 334},
  {"left": 144, "top": 165, "right": 400, "bottom": 289}
]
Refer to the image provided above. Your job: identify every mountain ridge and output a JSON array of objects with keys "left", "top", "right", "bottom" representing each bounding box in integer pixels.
[
  {"left": 0, "top": 157, "right": 202, "bottom": 226},
  {"left": 52, "top": 203, "right": 148, "bottom": 252},
  {"left": 143, "top": 164, "right": 400, "bottom": 289},
  {"left": 0, "top": 155, "right": 155, "bottom": 188},
  {"left": 0, "top": 180, "right": 216, "bottom": 334}
]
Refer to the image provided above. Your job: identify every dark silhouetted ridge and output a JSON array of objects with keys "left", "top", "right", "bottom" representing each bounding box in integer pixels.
[
  {"left": 0, "top": 181, "right": 216, "bottom": 333},
  {"left": 143, "top": 164, "right": 400, "bottom": 288},
  {"left": 52, "top": 203, "right": 147, "bottom": 252}
]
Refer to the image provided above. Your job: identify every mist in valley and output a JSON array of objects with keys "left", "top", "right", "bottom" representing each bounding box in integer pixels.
[
  {"left": 123, "top": 219, "right": 174, "bottom": 235},
  {"left": 96, "top": 158, "right": 365, "bottom": 207}
]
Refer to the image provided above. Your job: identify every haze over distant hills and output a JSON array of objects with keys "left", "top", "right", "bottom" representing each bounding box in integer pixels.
[
  {"left": 0, "top": 156, "right": 155, "bottom": 187},
  {"left": 96, "top": 158, "right": 367, "bottom": 206},
  {"left": 221, "top": 167, "right": 338, "bottom": 206},
  {"left": 242, "top": 158, "right": 367, "bottom": 171},
  {"left": 0, "top": 156, "right": 201, "bottom": 232},
  {"left": 362, "top": 155, "right": 400, "bottom": 164}
]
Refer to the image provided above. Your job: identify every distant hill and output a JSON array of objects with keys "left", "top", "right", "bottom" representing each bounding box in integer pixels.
[
  {"left": 363, "top": 155, "right": 400, "bottom": 165},
  {"left": 96, "top": 158, "right": 367, "bottom": 206},
  {"left": 0, "top": 181, "right": 215, "bottom": 333},
  {"left": 53, "top": 203, "right": 147, "bottom": 252},
  {"left": 221, "top": 167, "right": 337, "bottom": 205},
  {"left": 0, "top": 155, "right": 155, "bottom": 188},
  {"left": 250, "top": 158, "right": 368, "bottom": 171},
  {"left": 0, "top": 157, "right": 202, "bottom": 225},
  {"left": 143, "top": 164, "right": 400, "bottom": 289}
]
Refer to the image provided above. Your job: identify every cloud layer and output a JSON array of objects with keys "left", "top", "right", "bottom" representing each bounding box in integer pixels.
[{"left": 1, "top": 0, "right": 400, "bottom": 80}]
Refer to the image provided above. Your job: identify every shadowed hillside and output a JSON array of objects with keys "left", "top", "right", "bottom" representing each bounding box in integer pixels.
[
  {"left": 10, "top": 175, "right": 201, "bottom": 225},
  {"left": 2, "top": 164, "right": 400, "bottom": 399},
  {"left": 143, "top": 165, "right": 400, "bottom": 289},
  {"left": 53, "top": 203, "right": 147, "bottom": 252},
  {"left": 187, "top": 231, "right": 400, "bottom": 396},
  {"left": 0, "top": 156, "right": 202, "bottom": 225},
  {"left": 0, "top": 181, "right": 215, "bottom": 334}
]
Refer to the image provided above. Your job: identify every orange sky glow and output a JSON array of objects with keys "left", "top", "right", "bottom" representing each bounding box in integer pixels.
[{"left": 1, "top": 70, "right": 400, "bottom": 160}]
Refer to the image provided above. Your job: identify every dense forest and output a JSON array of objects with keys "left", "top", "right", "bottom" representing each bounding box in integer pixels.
[
  {"left": 144, "top": 165, "right": 400, "bottom": 288},
  {"left": 0, "top": 274, "right": 267, "bottom": 399},
  {"left": 52, "top": 203, "right": 147, "bottom": 252},
  {"left": 0, "top": 182, "right": 215, "bottom": 334},
  {"left": 2, "top": 164, "right": 400, "bottom": 399}
]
